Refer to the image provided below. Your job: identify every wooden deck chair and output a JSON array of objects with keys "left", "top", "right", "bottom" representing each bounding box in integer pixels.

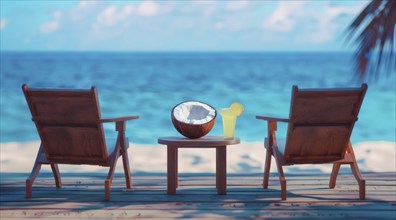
[
  {"left": 22, "top": 84, "right": 139, "bottom": 201},
  {"left": 256, "top": 84, "right": 367, "bottom": 200}
]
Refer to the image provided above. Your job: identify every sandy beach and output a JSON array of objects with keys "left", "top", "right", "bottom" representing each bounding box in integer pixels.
[{"left": 1, "top": 141, "right": 394, "bottom": 174}]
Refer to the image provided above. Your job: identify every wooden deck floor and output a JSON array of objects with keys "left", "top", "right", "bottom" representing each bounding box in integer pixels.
[{"left": 1, "top": 172, "right": 395, "bottom": 219}]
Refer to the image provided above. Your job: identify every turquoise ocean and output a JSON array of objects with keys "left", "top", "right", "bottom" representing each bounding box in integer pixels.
[{"left": 1, "top": 52, "right": 395, "bottom": 145}]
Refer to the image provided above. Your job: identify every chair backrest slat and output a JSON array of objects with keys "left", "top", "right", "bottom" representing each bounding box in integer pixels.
[
  {"left": 284, "top": 84, "right": 367, "bottom": 164},
  {"left": 22, "top": 85, "right": 108, "bottom": 164}
]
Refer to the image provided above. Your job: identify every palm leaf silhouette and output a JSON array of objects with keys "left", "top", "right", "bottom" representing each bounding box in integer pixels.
[{"left": 345, "top": 0, "right": 395, "bottom": 81}]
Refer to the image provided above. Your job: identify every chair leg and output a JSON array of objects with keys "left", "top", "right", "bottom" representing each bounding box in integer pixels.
[
  {"left": 350, "top": 162, "right": 366, "bottom": 199},
  {"left": 263, "top": 149, "right": 272, "bottom": 188},
  {"left": 279, "top": 171, "right": 286, "bottom": 200},
  {"left": 26, "top": 144, "right": 45, "bottom": 198},
  {"left": 347, "top": 142, "right": 366, "bottom": 199},
  {"left": 273, "top": 152, "right": 287, "bottom": 200},
  {"left": 329, "top": 163, "right": 341, "bottom": 189},
  {"left": 105, "top": 153, "right": 119, "bottom": 201},
  {"left": 105, "top": 179, "right": 111, "bottom": 201},
  {"left": 50, "top": 163, "right": 62, "bottom": 188},
  {"left": 26, "top": 163, "right": 42, "bottom": 198},
  {"left": 279, "top": 170, "right": 287, "bottom": 201},
  {"left": 105, "top": 165, "right": 117, "bottom": 201},
  {"left": 121, "top": 141, "right": 132, "bottom": 189}
]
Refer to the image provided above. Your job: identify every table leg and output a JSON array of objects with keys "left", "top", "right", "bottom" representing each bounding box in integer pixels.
[
  {"left": 175, "top": 148, "right": 178, "bottom": 188},
  {"left": 216, "top": 146, "right": 227, "bottom": 195},
  {"left": 167, "top": 146, "right": 177, "bottom": 195},
  {"left": 216, "top": 148, "right": 218, "bottom": 189}
]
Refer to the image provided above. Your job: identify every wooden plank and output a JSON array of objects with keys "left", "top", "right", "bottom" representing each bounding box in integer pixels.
[
  {"left": 1, "top": 209, "right": 396, "bottom": 219},
  {"left": 1, "top": 172, "right": 395, "bottom": 219},
  {"left": 2, "top": 172, "right": 394, "bottom": 181},
  {"left": 2, "top": 201, "right": 396, "bottom": 211},
  {"left": 2, "top": 173, "right": 394, "bottom": 183},
  {"left": 1, "top": 192, "right": 395, "bottom": 203}
]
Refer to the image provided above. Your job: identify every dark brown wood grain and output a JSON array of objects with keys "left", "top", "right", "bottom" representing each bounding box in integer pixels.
[
  {"left": 158, "top": 136, "right": 240, "bottom": 195},
  {"left": 1, "top": 172, "right": 394, "bottom": 219},
  {"left": 158, "top": 136, "right": 240, "bottom": 147},
  {"left": 22, "top": 84, "right": 138, "bottom": 201},
  {"left": 257, "top": 84, "right": 368, "bottom": 200}
]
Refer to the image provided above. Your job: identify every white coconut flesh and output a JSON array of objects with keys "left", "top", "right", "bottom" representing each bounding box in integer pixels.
[{"left": 174, "top": 101, "right": 216, "bottom": 125}]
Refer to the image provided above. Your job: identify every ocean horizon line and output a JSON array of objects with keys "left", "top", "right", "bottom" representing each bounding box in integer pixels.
[{"left": 0, "top": 50, "right": 356, "bottom": 54}]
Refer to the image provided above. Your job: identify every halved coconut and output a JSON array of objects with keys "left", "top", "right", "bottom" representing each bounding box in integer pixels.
[{"left": 171, "top": 101, "right": 216, "bottom": 139}]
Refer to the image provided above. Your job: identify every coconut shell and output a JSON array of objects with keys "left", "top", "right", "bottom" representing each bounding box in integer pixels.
[{"left": 171, "top": 101, "right": 216, "bottom": 139}]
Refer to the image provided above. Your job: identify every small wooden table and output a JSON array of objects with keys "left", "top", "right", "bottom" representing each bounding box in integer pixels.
[{"left": 158, "top": 136, "right": 240, "bottom": 195}]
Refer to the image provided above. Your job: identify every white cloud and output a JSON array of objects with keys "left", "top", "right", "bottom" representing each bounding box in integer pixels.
[
  {"left": 263, "top": 2, "right": 365, "bottom": 43},
  {"left": 70, "top": 0, "right": 98, "bottom": 21},
  {"left": 176, "top": 1, "right": 215, "bottom": 17},
  {"left": 40, "top": 21, "right": 59, "bottom": 34},
  {"left": 310, "top": 4, "right": 361, "bottom": 43},
  {"left": 54, "top": 10, "right": 62, "bottom": 19},
  {"left": 263, "top": 2, "right": 305, "bottom": 32},
  {"left": 122, "top": 5, "right": 134, "bottom": 17},
  {"left": 40, "top": 10, "right": 62, "bottom": 34},
  {"left": 137, "top": 1, "right": 159, "bottom": 16},
  {"left": 225, "top": 0, "right": 249, "bottom": 12},
  {"left": 97, "top": 5, "right": 117, "bottom": 26},
  {"left": 202, "top": 4, "right": 216, "bottom": 17},
  {"left": 77, "top": 0, "right": 97, "bottom": 10},
  {"left": 93, "top": 5, "right": 133, "bottom": 30},
  {"left": 214, "top": 22, "right": 224, "bottom": 30},
  {"left": 0, "top": 19, "right": 7, "bottom": 30}
]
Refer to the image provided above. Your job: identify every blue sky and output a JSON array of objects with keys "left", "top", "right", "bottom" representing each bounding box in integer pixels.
[{"left": 0, "top": 0, "right": 368, "bottom": 51}]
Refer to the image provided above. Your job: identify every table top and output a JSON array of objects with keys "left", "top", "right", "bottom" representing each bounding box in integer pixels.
[{"left": 158, "top": 136, "right": 240, "bottom": 147}]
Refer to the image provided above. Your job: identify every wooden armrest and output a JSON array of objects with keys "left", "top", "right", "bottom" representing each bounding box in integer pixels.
[
  {"left": 256, "top": 115, "right": 289, "bottom": 122},
  {"left": 100, "top": 116, "right": 139, "bottom": 123}
]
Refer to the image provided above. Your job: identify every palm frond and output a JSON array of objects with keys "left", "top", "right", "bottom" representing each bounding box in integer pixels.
[{"left": 345, "top": 0, "right": 396, "bottom": 81}]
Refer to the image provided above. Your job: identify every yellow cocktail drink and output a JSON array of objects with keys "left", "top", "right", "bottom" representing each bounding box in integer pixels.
[{"left": 219, "top": 102, "right": 244, "bottom": 137}]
